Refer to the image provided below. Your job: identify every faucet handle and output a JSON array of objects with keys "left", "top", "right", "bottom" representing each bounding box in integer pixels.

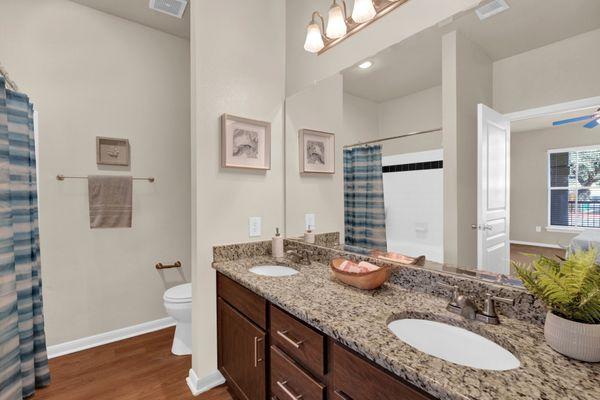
[
  {"left": 438, "top": 283, "right": 460, "bottom": 307},
  {"left": 483, "top": 293, "right": 514, "bottom": 318}
]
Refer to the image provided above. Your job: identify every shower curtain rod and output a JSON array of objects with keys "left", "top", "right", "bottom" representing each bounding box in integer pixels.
[
  {"left": 0, "top": 63, "right": 19, "bottom": 92},
  {"left": 343, "top": 127, "right": 442, "bottom": 148}
]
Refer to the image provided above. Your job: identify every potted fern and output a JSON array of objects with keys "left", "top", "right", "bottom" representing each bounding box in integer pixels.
[{"left": 514, "top": 248, "right": 600, "bottom": 362}]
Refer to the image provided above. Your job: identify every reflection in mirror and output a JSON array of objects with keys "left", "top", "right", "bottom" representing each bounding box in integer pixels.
[{"left": 285, "top": 0, "right": 600, "bottom": 288}]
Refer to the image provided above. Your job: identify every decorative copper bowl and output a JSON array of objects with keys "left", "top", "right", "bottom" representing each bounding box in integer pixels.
[
  {"left": 330, "top": 258, "right": 391, "bottom": 290},
  {"left": 370, "top": 250, "right": 426, "bottom": 266}
]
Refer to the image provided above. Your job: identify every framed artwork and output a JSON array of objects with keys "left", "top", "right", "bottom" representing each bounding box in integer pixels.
[
  {"left": 96, "top": 137, "right": 130, "bottom": 166},
  {"left": 221, "top": 114, "right": 271, "bottom": 170},
  {"left": 299, "top": 129, "right": 335, "bottom": 174}
]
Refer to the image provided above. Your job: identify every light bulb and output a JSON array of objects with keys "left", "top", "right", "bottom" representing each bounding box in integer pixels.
[
  {"left": 304, "top": 23, "right": 325, "bottom": 53},
  {"left": 326, "top": 2, "right": 347, "bottom": 39},
  {"left": 352, "top": 0, "right": 376, "bottom": 23}
]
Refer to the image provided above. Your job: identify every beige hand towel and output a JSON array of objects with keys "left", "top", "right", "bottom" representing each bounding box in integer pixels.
[{"left": 88, "top": 175, "right": 132, "bottom": 228}]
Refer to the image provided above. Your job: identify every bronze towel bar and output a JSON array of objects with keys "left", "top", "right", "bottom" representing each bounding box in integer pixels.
[
  {"left": 56, "top": 174, "right": 155, "bottom": 182},
  {"left": 155, "top": 261, "right": 182, "bottom": 270}
]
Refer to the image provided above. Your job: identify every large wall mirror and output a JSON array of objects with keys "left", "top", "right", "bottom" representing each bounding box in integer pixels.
[{"left": 284, "top": 0, "right": 600, "bottom": 287}]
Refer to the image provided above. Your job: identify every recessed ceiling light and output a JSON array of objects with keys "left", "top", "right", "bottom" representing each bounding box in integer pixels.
[
  {"left": 475, "top": 0, "right": 509, "bottom": 21},
  {"left": 358, "top": 61, "right": 373, "bottom": 69}
]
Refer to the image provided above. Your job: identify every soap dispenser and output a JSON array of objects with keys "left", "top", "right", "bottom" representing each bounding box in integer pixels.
[
  {"left": 304, "top": 226, "right": 316, "bottom": 244},
  {"left": 272, "top": 227, "right": 284, "bottom": 259}
]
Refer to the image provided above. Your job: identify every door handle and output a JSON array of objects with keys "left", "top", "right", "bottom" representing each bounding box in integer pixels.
[
  {"left": 334, "top": 390, "right": 353, "bottom": 400},
  {"left": 253, "top": 336, "right": 263, "bottom": 367},
  {"left": 277, "top": 380, "right": 303, "bottom": 400},
  {"left": 471, "top": 224, "right": 480, "bottom": 230},
  {"left": 276, "top": 330, "right": 304, "bottom": 349}
]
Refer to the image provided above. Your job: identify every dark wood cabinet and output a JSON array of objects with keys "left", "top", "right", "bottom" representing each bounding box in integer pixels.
[
  {"left": 270, "top": 305, "right": 326, "bottom": 378},
  {"left": 216, "top": 272, "right": 435, "bottom": 400},
  {"left": 332, "top": 343, "right": 433, "bottom": 400},
  {"left": 270, "top": 346, "right": 325, "bottom": 400},
  {"left": 217, "top": 298, "right": 266, "bottom": 400}
]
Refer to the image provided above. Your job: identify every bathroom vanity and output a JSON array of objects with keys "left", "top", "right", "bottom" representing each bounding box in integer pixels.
[
  {"left": 212, "top": 241, "right": 600, "bottom": 400},
  {"left": 217, "top": 272, "right": 433, "bottom": 400}
]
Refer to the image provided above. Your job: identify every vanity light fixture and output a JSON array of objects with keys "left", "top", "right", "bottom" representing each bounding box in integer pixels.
[
  {"left": 326, "top": 1, "right": 348, "bottom": 39},
  {"left": 304, "top": 0, "right": 409, "bottom": 55},
  {"left": 352, "top": 0, "right": 377, "bottom": 23},
  {"left": 304, "top": 12, "right": 326, "bottom": 53},
  {"left": 358, "top": 60, "right": 373, "bottom": 69}
]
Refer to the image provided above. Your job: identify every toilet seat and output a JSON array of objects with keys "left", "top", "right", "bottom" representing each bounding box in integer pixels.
[{"left": 163, "top": 283, "right": 191, "bottom": 304}]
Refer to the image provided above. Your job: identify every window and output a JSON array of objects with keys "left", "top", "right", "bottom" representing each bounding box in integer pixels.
[{"left": 549, "top": 146, "right": 600, "bottom": 229}]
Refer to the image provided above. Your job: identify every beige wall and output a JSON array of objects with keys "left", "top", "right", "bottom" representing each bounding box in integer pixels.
[
  {"left": 511, "top": 125, "right": 600, "bottom": 246},
  {"left": 190, "top": 0, "right": 285, "bottom": 381},
  {"left": 285, "top": 0, "right": 480, "bottom": 96},
  {"left": 0, "top": 0, "right": 191, "bottom": 346},
  {"left": 494, "top": 28, "right": 600, "bottom": 114},
  {"left": 443, "top": 31, "right": 493, "bottom": 268},
  {"left": 378, "top": 85, "right": 442, "bottom": 156},
  {"left": 286, "top": 75, "right": 344, "bottom": 238}
]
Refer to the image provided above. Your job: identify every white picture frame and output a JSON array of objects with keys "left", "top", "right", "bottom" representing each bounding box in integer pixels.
[
  {"left": 221, "top": 114, "right": 271, "bottom": 170},
  {"left": 299, "top": 129, "right": 335, "bottom": 174}
]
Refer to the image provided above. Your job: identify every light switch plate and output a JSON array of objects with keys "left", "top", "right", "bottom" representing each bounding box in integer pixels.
[
  {"left": 535, "top": 226, "right": 542, "bottom": 233},
  {"left": 305, "top": 213, "right": 316, "bottom": 231},
  {"left": 249, "top": 217, "right": 262, "bottom": 237}
]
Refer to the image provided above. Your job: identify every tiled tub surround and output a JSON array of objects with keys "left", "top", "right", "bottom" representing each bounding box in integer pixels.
[{"left": 212, "top": 241, "right": 600, "bottom": 400}]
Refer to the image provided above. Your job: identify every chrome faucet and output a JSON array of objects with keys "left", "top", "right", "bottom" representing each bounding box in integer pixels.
[
  {"left": 438, "top": 283, "right": 514, "bottom": 325},
  {"left": 286, "top": 249, "right": 311, "bottom": 265}
]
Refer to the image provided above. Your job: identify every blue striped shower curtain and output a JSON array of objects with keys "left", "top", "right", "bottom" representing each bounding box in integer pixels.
[
  {"left": 0, "top": 77, "right": 50, "bottom": 399},
  {"left": 343, "top": 144, "right": 387, "bottom": 251}
]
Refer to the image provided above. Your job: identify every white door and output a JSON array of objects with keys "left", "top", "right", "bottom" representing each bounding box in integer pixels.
[{"left": 477, "top": 104, "right": 510, "bottom": 275}]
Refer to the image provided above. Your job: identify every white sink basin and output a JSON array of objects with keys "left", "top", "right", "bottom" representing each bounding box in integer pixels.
[
  {"left": 388, "top": 319, "right": 520, "bottom": 371},
  {"left": 249, "top": 265, "right": 299, "bottom": 277}
]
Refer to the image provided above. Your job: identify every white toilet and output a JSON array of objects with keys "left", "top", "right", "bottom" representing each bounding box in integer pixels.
[{"left": 163, "top": 283, "right": 192, "bottom": 355}]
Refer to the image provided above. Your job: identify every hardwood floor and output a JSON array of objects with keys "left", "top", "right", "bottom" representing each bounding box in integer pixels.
[
  {"left": 510, "top": 243, "right": 566, "bottom": 265},
  {"left": 34, "top": 327, "right": 234, "bottom": 400},
  {"left": 510, "top": 243, "right": 566, "bottom": 274}
]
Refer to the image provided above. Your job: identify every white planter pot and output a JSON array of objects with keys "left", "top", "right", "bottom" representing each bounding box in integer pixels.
[{"left": 544, "top": 311, "right": 600, "bottom": 362}]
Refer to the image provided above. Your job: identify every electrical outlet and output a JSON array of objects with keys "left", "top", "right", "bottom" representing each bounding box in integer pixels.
[
  {"left": 305, "top": 213, "right": 316, "bottom": 230},
  {"left": 535, "top": 226, "right": 542, "bottom": 233},
  {"left": 249, "top": 217, "right": 262, "bottom": 237}
]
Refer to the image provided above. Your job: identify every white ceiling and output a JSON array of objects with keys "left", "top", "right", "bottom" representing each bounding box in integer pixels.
[
  {"left": 343, "top": 0, "right": 600, "bottom": 102},
  {"left": 70, "top": 0, "right": 190, "bottom": 39},
  {"left": 512, "top": 107, "right": 600, "bottom": 133}
]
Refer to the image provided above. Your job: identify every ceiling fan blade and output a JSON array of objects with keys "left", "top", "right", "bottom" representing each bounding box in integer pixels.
[
  {"left": 552, "top": 115, "right": 594, "bottom": 126},
  {"left": 583, "top": 119, "right": 599, "bottom": 129}
]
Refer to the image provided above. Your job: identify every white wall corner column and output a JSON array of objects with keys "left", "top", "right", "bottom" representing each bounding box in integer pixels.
[
  {"left": 442, "top": 30, "right": 493, "bottom": 267},
  {"left": 190, "top": 0, "right": 286, "bottom": 393}
]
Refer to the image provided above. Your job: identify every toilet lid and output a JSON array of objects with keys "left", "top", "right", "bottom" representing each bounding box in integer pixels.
[{"left": 164, "top": 283, "right": 191, "bottom": 303}]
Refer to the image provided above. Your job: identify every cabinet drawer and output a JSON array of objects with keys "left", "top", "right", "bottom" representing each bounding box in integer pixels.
[
  {"left": 270, "top": 305, "right": 326, "bottom": 377},
  {"left": 271, "top": 346, "right": 325, "bottom": 400},
  {"left": 332, "top": 343, "right": 433, "bottom": 400},
  {"left": 217, "top": 272, "right": 267, "bottom": 329}
]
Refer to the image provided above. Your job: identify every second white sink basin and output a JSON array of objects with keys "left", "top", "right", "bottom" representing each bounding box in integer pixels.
[
  {"left": 388, "top": 319, "right": 520, "bottom": 371},
  {"left": 249, "top": 265, "right": 299, "bottom": 277}
]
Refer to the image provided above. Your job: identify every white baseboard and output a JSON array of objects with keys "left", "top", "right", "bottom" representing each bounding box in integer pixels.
[
  {"left": 187, "top": 368, "right": 226, "bottom": 396},
  {"left": 47, "top": 317, "right": 176, "bottom": 359},
  {"left": 510, "top": 240, "right": 562, "bottom": 249}
]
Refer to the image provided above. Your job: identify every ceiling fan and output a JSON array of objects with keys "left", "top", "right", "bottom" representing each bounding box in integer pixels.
[{"left": 553, "top": 108, "right": 600, "bottom": 129}]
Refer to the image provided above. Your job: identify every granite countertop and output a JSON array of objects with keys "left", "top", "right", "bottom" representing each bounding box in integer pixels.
[{"left": 213, "top": 256, "right": 600, "bottom": 400}]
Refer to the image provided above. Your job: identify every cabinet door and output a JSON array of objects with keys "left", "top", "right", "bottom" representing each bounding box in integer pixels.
[
  {"left": 332, "top": 343, "right": 433, "bottom": 400},
  {"left": 218, "top": 298, "right": 266, "bottom": 400}
]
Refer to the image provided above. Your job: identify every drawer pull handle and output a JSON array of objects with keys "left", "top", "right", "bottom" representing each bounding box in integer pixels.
[
  {"left": 277, "top": 380, "right": 303, "bottom": 400},
  {"left": 334, "top": 390, "right": 353, "bottom": 400},
  {"left": 276, "top": 330, "right": 304, "bottom": 349},
  {"left": 254, "top": 336, "right": 263, "bottom": 367}
]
